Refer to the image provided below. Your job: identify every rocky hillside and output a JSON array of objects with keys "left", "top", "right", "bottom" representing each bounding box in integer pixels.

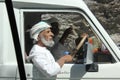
[
  {"left": 84, "top": 0, "right": 120, "bottom": 43},
  {"left": 41, "top": 0, "right": 120, "bottom": 45}
]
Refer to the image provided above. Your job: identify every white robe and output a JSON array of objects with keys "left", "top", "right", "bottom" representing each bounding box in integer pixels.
[{"left": 28, "top": 44, "right": 61, "bottom": 79}]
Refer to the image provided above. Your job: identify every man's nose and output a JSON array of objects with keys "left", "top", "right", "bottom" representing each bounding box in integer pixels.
[{"left": 51, "top": 31, "right": 54, "bottom": 37}]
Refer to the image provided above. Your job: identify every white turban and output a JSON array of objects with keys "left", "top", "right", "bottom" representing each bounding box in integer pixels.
[{"left": 29, "top": 21, "right": 51, "bottom": 42}]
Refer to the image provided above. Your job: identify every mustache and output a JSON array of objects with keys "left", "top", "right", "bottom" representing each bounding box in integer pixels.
[{"left": 40, "top": 35, "right": 55, "bottom": 47}]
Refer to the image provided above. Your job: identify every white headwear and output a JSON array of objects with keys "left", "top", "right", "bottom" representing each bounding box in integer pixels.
[{"left": 29, "top": 21, "right": 51, "bottom": 42}]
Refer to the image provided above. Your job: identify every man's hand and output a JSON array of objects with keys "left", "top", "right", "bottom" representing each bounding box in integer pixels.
[
  {"left": 63, "top": 55, "right": 73, "bottom": 62},
  {"left": 81, "top": 33, "right": 88, "bottom": 38},
  {"left": 57, "top": 55, "right": 73, "bottom": 67}
]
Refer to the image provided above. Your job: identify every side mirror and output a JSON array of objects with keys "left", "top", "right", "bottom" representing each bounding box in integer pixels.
[{"left": 86, "top": 63, "right": 98, "bottom": 72}]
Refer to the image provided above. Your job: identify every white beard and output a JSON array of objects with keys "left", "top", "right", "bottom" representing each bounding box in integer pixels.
[{"left": 40, "top": 35, "right": 55, "bottom": 47}]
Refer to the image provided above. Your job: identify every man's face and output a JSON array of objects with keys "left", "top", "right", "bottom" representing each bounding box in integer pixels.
[{"left": 38, "top": 28, "right": 55, "bottom": 47}]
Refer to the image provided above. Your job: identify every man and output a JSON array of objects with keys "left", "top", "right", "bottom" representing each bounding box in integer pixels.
[{"left": 27, "top": 21, "right": 73, "bottom": 80}]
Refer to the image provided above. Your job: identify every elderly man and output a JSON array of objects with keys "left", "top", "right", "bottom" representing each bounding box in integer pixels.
[{"left": 28, "top": 21, "right": 73, "bottom": 80}]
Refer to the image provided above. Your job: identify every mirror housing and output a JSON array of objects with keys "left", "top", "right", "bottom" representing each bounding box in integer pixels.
[{"left": 86, "top": 63, "right": 98, "bottom": 72}]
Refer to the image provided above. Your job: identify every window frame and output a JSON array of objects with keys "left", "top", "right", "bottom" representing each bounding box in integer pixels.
[{"left": 20, "top": 9, "right": 118, "bottom": 64}]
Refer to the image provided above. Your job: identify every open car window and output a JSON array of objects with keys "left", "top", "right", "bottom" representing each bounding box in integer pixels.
[{"left": 23, "top": 11, "right": 115, "bottom": 64}]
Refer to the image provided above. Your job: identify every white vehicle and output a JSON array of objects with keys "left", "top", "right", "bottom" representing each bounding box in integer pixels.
[{"left": 0, "top": 0, "right": 120, "bottom": 80}]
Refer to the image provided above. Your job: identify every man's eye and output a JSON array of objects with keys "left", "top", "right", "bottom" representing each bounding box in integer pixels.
[{"left": 47, "top": 31, "right": 50, "bottom": 33}]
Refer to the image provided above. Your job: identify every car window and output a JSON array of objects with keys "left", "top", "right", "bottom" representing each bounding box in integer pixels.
[{"left": 23, "top": 11, "right": 115, "bottom": 64}]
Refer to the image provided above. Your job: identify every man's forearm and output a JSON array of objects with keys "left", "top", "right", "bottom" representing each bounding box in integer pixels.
[{"left": 57, "top": 57, "right": 66, "bottom": 67}]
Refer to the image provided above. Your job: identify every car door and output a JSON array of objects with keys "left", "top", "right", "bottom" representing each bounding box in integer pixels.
[{"left": 13, "top": 2, "right": 120, "bottom": 80}]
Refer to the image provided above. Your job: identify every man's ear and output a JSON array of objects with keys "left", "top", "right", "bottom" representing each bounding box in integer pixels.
[{"left": 37, "top": 34, "right": 41, "bottom": 41}]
